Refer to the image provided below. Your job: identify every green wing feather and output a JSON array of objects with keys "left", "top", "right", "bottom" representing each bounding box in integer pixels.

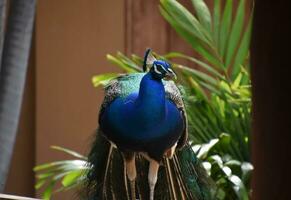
[
  {"left": 101, "top": 72, "right": 184, "bottom": 104},
  {"left": 100, "top": 73, "right": 188, "bottom": 149}
]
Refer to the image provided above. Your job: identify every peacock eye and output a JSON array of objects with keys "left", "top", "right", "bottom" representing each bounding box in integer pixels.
[
  {"left": 156, "top": 64, "right": 166, "bottom": 72},
  {"left": 153, "top": 64, "right": 162, "bottom": 74}
]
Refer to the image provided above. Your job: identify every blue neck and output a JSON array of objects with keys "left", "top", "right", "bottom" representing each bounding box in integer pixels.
[{"left": 134, "top": 73, "right": 166, "bottom": 126}]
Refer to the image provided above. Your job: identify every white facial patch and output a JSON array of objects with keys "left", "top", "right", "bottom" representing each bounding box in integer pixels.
[
  {"left": 167, "top": 68, "right": 174, "bottom": 73},
  {"left": 153, "top": 64, "right": 162, "bottom": 74}
]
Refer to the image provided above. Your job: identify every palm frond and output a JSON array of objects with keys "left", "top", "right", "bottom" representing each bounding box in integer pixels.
[{"left": 34, "top": 146, "right": 88, "bottom": 200}]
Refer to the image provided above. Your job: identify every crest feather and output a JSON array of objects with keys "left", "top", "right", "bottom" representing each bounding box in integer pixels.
[{"left": 143, "top": 48, "right": 157, "bottom": 72}]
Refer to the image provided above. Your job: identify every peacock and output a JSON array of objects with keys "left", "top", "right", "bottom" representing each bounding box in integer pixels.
[{"left": 85, "top": 49, "right": 214, "bottom": 200}]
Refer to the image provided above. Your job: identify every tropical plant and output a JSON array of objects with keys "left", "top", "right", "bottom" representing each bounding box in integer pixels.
[
  {"left": 35, "top": 0, "right": 253, "bottom": 199},
  {"left": 34, "top": 146, "right": 88, "bottom": 200}
]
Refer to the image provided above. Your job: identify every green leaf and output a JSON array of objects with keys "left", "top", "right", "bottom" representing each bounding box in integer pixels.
[
  {"left": 161, "top": 0, "right": 209, "bottom": 44},
  {"left": 160, "top": 5, "right": 222, "bottom": 68},
  {"left": 164, "top": 52, "right": 225, "bottom": 79},
  {"left": 34, "top": 161, "right": 69, "bottom": 171},
  {"left": 213, "top": 0, "right": 221, "bottom": 45},
  {"left": 34, "top": 160, "right": 87, "bottom": 171},
  {"left": 92, "top": 73, "right": 118, "bottom": 87},
  {"left": 35, "top": 179, "right": 46, "bottom": 189},
  {"left": 231, "top": 15, "right": 252, "bottom": 79},
  {"left": 241, "top": 162, "right": 253, "bottom": 182},
  {"left": 116, "top": 52, "right": 142, "bottom": 72},
  {"left": 37, "top": 172, "right": 55, "bottom": 180},
  {"left": 42, "top": 181, "right": 56, "bottom": 200},
  {"left": 176, "top": 65, "right": 218, "bottom": 86},
  {"left": 188, "top": 77, "right": 208, "bottom": 100},
  {"left": 192, "top": 138, "right": 219, "bottom": 159},
  {"left": 131, "top": 54, "right": 143, "bottom": 65},
  {"left": 61, "top": 170, "right": 83, "bottom": 187},
  {"left": 219, "top": 80, "right": 232, "bottom": 94},
  {"left": 219, "top": 0, "right": 233, "bottom": 60},
  {"left": 225, "top": 160, "right": 241, "bottom": 167},
  {"left": 51, "top": 146, "right": 87, "bottom": 160},
  {"left": 191, "top": 0, "right": 212, "bottom": 34},
  {"left": 228, "top": 175, "right": 249, "bottom": 200},
  {"left": 225, "top": 0, "right": 245, "bottom": 67},
  {"left": 107, "top": 54, "right": 136, "bottom": 73},
  {"left": 233, "top": 72, "right": 243, "bottom": 88},
  {"left": 199, "top": 81, "right": 220, "bottom": 94},
  {"left": 208, "top": 154, "right": 224, "bottom": 168},
  {"left": 218, "top": 133, "right": 231, "bottom": 147},
  {"left": 159, "top": 6, "right": 204, "bottom": 48}
]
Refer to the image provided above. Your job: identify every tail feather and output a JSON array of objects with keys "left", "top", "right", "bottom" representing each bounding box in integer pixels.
[
  {"left": 165, "top": 158, "right": 180, "bottom": 199},
  {"left": 111, "top": 149, "right": 128, "bottom": 200},
  {"left": 85, "top": 129, "right": 110, "bottom": 199},
  {"left": 102, "top": 145, "right": 113, "bottom": 199},
  {"left": 85, "top": 130, "right": 215, "bottom": 200},
  {"left": 175, "top": 144, "right": 215, "bottom": 200}
]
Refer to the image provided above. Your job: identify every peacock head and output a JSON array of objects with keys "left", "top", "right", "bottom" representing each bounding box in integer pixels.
[
  {"left": 150, "top": 60, "right": 177, "bottom": 80},
  {"left": 143, "top": 48, "right": 177, "bottom": 80}
]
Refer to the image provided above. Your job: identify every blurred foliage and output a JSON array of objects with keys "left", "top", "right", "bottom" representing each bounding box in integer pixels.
[
  {"left": 34, "top": 146, "right": 88, "bottom": 200},
  {"left": 35, "top": 0, "right": 253, "bottom": 199}
]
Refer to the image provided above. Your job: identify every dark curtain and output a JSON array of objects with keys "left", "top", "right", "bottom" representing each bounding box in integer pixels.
[
  {"left": 251, "top": 1, "right": 291, "bottom": 199},
  {"left": 0, "top": 0, "right": 36, "bottom": 191},
  {"left": 0, "top": 0, "right": 6, "bottom": 68}
]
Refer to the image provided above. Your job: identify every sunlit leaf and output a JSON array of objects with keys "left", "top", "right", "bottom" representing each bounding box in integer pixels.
[
  {"left": 51, "top": 145, "right": 87, "bottom": 160},
  {"left": 62, "top": 170, "right": 83, "bottom": 187},
  {"left": 231, "top": 15, "right": 252, "bottom": 79},
  {"left": 34, "top": 160, "right": 87, "bottom": 171},
  {"left": 225, "top": 0, "right": 245, "bottom": 67},
  {"left": 37, "top": 172, "right": 55, "bottom": 179},
  {"left": 191, "top": 0, "right": 212, "bottom": 34},
  {"left": 107, "top": 54, "right": 136, "bottom": 73},
  {"left": 164, "top": 52, "right": 225, "bottom": 78},
  {"left": 92, "top": 73, "right": 118, "bottom": 87},
  {"left": 35, "top": 179, "right": 46, "bottom": 190},
  {"left": 42, "top": 181, "right": 55, "bottom": 200},
  {"left": 161, "top": 0, "right": 209, "bottom": 43},
  {"left": 116, "top": 52, "right": 142, "bottom": 72},
  {"left": 188, "top": 77, "right": 208, "bottom": 100},
  {"left": 176, "top": 65, "right": 218, "bottom": 86},
  {"left": 159, "top": 4, "right": 223, "bottom": 67},
  {"left": 192, "top": 138, "right": 219, "bottom": 159},
  {"left": 228, "top": 175, "right": 249, "bottom": 200}
]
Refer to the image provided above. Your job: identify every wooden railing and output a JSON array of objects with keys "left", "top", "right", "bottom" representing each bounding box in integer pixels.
[{"left": 0, "top": 193, "right": 40, "bottom": 200}]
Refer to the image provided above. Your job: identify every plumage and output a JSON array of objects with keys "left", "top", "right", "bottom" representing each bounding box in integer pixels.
[
  {"left": 85, "top": 49, "right": 214, "bottom": 200},
  {"left": 85, "top": 132, "right": 215, "bottom": 200},
  {"left": 99, "top": 72, "right": 187, "bottom": 161}
]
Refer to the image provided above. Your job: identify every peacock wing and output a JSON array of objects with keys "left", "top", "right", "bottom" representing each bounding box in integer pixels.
[
  {"left": 98, "top": 73, "right": 145, "bottom": 124},
  {"left": 164, "top": 80, "right": 188, "bottom": 149}
]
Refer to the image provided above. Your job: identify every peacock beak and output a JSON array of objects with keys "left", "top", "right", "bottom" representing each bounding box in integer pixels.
[{"left": 165, "top": 70, "right": 177, "bottom": 80}]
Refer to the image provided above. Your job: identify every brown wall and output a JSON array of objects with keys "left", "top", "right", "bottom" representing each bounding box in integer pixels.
[
  {"left": 5, "top": 0, "right": 125, "bottom": 199},
  {"left": 35, "top": 0, "right": 125, "bottom": 199}
]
